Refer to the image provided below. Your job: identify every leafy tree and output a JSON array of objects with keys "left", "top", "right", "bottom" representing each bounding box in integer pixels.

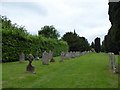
[
  {"left": 62, "top": 31, "right": 90, "bottom": 51},
  {"left": 91, "top": 42, "right": 95, "bottom": 49},
  {"left": 94, "top": 37, "right": 101, "bottom": 53},
  {"left": 1, "top": 16, "right": 68, "bottom": 62},
  {"left": 102, "top": 2, "right": 120, "bottom": 54},
  {"left": 38, "top": 25, "right": 60, "bottom": 39}
]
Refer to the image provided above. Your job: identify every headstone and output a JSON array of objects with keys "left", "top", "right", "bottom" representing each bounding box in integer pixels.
[
  {"left": 72, "top": 52, "right": 76, "bottom": 58},
  {"left": 48, "top": 51, "right": 52, "bottom": 59},
  {"left": 26, "top": 54, "right": 36, "bottom": 74},
  {"left": 19, "top": 52, "right": 25, "bottom": 63},
  {"left": 65, "top": 52, "right": 70, "bottom": 59},
  {"left": 75, "top": 52, "right": 78, "bottom": 57},
  {"left": 35, "top": 51, "right": 40, "bottom": 60},
  {"left": 60, "top": 52, "right": 65, "bottom": 62},
  {"left": 109, "top": 53, "right": 116, "bottom": 73},
  {"left": 69, "top": 51, "right": 72, "bottom": 58},
  {"left": 42, "top": 51, "right": 49, "bottom": 65}
]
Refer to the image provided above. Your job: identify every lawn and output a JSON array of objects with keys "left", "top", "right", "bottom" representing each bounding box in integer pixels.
[{"left": 2, "top": 53, "right": 119, "bottom": 88}]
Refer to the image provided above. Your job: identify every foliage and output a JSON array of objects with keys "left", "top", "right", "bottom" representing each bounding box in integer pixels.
[
  {"left": 1, "top": 16, "right": 68, "bottom": 62},
  {"left": 91, "top": 42, "right": 94, "bottom": 49},
  {"left": 62, "top": 31, "right": 90, "bottom": 51},
  {"left": 102, "top": 2, "right": 120, "bottom": 54},
  {"left": 94, "top": 37, "right": 101, "bottom": 53},
  {"left": 38, "top": 25, "right": 60, "bottom": 40}
]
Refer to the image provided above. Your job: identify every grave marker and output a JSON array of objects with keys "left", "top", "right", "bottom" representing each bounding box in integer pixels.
[
  {"left": 42, "top": 51, "right": 49, "bottom": 65},
  {"left": 109, "top": 53, "right": 116, "bottom": 73},
  {"left": 26, "top": 54, "right": 36, "bottom": 74},
  {"left": 19, "top": 52, "right": 25, "bottom": 63}
]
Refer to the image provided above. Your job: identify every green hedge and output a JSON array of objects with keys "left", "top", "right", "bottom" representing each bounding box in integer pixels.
[
  {"left": 2, "top": 31, "right": 68, "bottom": 62},
  {"left": 1, "top": 16, "right": 68, "bottom": 62}
]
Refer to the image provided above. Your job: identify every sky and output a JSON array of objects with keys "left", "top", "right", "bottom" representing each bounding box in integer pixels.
[{"left": 0, "top": 0, "right": 112, "bottom": 44}]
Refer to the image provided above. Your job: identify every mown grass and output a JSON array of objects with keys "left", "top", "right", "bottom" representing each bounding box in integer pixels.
[
  {"left": 2, "top": 53, "right": 119, "bottom": 88},
  {"left": 0, "top": 63, "right": 2, "bottom": 89}
]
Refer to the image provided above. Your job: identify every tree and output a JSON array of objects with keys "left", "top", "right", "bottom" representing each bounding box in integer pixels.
[
  {"left": 94, "top": 37, "right": 101, "bottom": 53},
  {"left": 91, "top": 42, "right": 94, "bottom": 49},
  {"left": 102, "top": 2, "right": 120, "bottom": 54},
  {"left": 38, "top": 25, "right": 60, "bottom": 39},
  {"left": 62, "top": 31, "right": 90, "bottom": 51}
]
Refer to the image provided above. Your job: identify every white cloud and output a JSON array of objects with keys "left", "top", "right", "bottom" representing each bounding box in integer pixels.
[{"left": 0, "top": 0, "right": 111, "bottom": 43}]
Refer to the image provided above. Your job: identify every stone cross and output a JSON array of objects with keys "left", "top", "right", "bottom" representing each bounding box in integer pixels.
[
  {"left": 26, "top": 54, "right": 36, "bottom": 74},
  {"left": 19, "top": 52, "right": 25, "bottom": 63},
  {"left": 42, "top": 51, "right": 49, "bottom": 65}
]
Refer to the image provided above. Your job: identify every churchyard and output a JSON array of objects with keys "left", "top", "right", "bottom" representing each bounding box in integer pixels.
[{"left": 2, "top": 52, "right": 119, "bottom": 88}]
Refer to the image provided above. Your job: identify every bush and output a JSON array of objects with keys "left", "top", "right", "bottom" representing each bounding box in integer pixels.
[{"left": 1, "top": 16, "right": 68, "bottom": 62}]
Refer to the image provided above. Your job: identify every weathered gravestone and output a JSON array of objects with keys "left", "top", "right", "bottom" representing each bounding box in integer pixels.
[
  {"left": 19, "top": 52, "right": 25, "bottom": 63},
  {"left": 26, "top": 54, "right": 36, "bottom": 74},
  {"left": 42, "top": 51, "right": 49, "bottom": 65},
  {"left": 69, "top": 51, "right": 72, "bottom": 58},
  {"left": 59, "top": 52, "right": 65, "bottom": 62},
  {"left": 71, "top": 52, "right": 76, "bottom": 58},
  {"left": 75, "top": 52, "right": 78, "bottom": 57},
  {"left": 35, "top": 51, "right": 40, "bottom": 60},
  {"left": 49, "top": 51, "right": 55, "bottom": 62},
  {"left": 48, "top": 51, "right": 52, "bottom": 60},
  {"left": 65, "top": 52, "right": 70, "bottom": 59},
  {"left": 109, "top": 53, "right": 116, "bottom": 73}
]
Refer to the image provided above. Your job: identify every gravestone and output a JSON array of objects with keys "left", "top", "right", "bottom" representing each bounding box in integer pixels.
[
  {"left": 19, "top": 52, "right": 25, "bottom": 63},
  {"left": 60, "top": 52, "right": 65, "bottom": 62},
  {"left": 42, "top": 51, "right": 49, "bottom": 65},
  {"left": 72, "top": 52, "right": 76, "bottom": 58},
  {"left": 48, "top": 51, "right": 53, "bottom": 60},
  {"left": 65, "top": 52, "right": 70, "bottom": 59},
  {"left": 109, "top": 53, "right": 116, "bottom": 73},
  {"left": 75, "top": 52, "right": 78, "bottom": 57},
  {"left": 48, "top": 51, "right": 55, "bottom": 62},
  {"left": 35, "top": 51, "right": 40, "bottom": 60},
  {"left": 69, "top": 51, "right": 72, "bottom": 58},
  {"left": 26, "top": 54, "right": 36, "bottom": 74}
]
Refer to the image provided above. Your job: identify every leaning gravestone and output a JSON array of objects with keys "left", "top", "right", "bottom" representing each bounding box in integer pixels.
[
  {"left": 42, "top": 51, "right": 49, "bottom": 65},
  {"left": 35, "top": 51, "right": 40, "bottom": 60},
  {"left": 19, "top": 52, "right": 25, "bottom": 63},
  {"left": 49, "top": 51, "right": 55, "bottom": 62},
  {"left": 26, "top": 54, "right": 36, "bottom": 74},
  {"left": 109, "top": 53, "right": 116, "bottom": 73}
]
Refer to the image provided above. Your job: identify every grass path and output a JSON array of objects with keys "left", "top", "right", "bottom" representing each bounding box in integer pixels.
[{"left": 2, "top": 53, "right": 118, "bottom": 88}]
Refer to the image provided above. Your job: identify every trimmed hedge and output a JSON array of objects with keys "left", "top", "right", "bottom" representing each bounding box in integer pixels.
[
  {"left": 2, "top": 31, "right": 68, "bottom": 62},
  {"left": 1, "top": 16, "right": 69, "bottom": 62}
]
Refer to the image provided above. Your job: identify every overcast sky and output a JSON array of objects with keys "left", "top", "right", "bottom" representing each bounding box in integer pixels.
[{"left": 0, "top": 0, "right": 111, "bottom": 43}]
